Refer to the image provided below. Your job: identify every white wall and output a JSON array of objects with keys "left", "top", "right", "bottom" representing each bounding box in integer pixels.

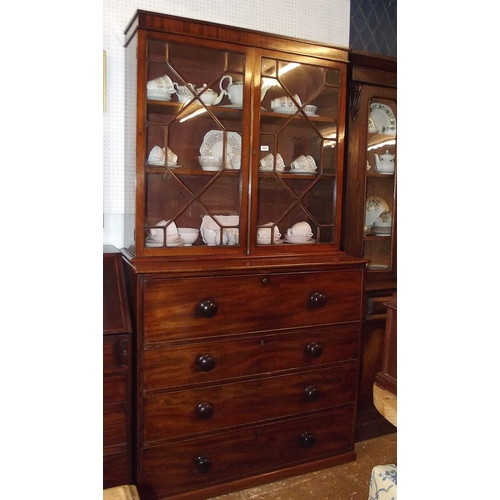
[{"left": 103, "top": 0, "right": 351, "bottom": 248}]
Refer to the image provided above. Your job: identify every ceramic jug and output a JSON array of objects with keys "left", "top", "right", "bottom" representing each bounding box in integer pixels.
[
  {"left": 174, "top": 82, "right": 196, "bottom": 103},
  {"left": 374, "top": 150, "right": 395, "bottom": 174},
  {"left": 218, "top": 75, "right": 243, "bottom": 106}
]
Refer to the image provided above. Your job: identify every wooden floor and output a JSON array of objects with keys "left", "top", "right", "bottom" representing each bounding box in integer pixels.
[{"left": 208, "top": 433, "right": 397, "bottom": 500}]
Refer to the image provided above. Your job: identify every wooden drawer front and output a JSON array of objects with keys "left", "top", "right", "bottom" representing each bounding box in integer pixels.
[
  {"left": 104, "top": 372, "right": 126, "bottom": 404},
  {"left": 103, "top": 452, "right": 130, "bottom": 489},
  {"left": 142, "top": 269, "right": 362, "bottom": 343},
  {"left": 143, "top": 324, "right": 359, "bottom": 391},
  {"left": 103, "top": 404, "right": 127, "bottom": 448},
  {"left": 143, "top": 364, "right": 356, "bottom": 443},
  {"left": 104, "top": 335, "right": 130, "bottom": 370},
  {"left": 139, "top": 406, "right": 354, "bottom": 498},
  {"left": 365, "top": 294, "right": 394, "bottom": 321}
]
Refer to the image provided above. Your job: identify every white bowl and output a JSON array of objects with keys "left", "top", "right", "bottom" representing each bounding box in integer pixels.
[
  {"left": 303, "top": 105, "right": 317, "bottom": 115},
  {"left": 198, "top": 156, "right": 222, "bottom": 171},
  {"left": 178, "top": 227, "right": 199, "bottom": 246}
]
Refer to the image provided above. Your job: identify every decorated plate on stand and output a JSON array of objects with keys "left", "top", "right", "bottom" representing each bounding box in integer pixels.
[
  {"left": 370, "top": 103, "right": 396, "bottom": 135},
  {"left": 365, "top": 196, "right": 390, "bottom": 227}
]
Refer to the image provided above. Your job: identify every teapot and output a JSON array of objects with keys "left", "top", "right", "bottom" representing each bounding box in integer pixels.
[
  {"left": 374, "top": 150, "right": 395, "bottom": 174},
  {"left": 195, "top": 84, "right": 219, "bottom": 106},
  {"left": 218, "top": 75, "right": 243, "bottom": 106}
]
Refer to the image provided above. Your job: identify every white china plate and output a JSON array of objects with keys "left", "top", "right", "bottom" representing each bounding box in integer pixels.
[
  {"left": 220, "top": 104, "right": 242, "bottom": 109},
  {"left": 147, "top": 161, "right": 181, "bottom": 168},
  {"left": 370, "top": 103, "right": 396, "bottom": 135},
  {"left": 304, "top": 112, "right": 319, "bottom": 117},
  {"left": 289, "top": 169, "right": 317, "bottom": 174},
  {"left": 145, "top": 237, "right": 184, "bottom": 247},
  {"left": 365, "top": 196, "right": 390, "bottom": 227},
  {"left": 199, "top": 130, "right": 242, "bottom": 158}
]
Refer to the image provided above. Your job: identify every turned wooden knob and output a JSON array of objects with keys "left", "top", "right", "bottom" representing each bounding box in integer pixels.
[
  {"left": 194, "top": 455, "right": 212, "bottom": 473},
  {"left": 196, "top": 354, "right": 216, "bottom": 372},
  {"left": 305, "top": 342, "right": 323, "bottom": 358},
  {"left": 309, "top": 291, "right": 327, "bottom": 308},
  {"left": 304, "top": 385, "right": 320, "bottom": 402},
  {"left": 195, "top": 402, "right": 214, "bottom": 420},
  {"left": 197, "top": 299, "right": 217, "bottom": 317},
  {"left": 299, "top": 432, "right": 316, "bottom": 448}
]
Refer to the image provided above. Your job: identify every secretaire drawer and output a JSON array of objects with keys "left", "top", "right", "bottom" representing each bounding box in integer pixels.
[
  {"left": 141, "top": 269, "right": 363, "bottom": 343},
  {"left": 142, "top": 323, "right": 359, "bottom": 391},
  {"left": 142, "top": 363, "right": 356, "bottom": 443},
  {"left": 139, "top": 406, "right": 354, "bottom": 499}
]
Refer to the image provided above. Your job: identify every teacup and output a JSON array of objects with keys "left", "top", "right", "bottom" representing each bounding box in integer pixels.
[
  {"left": 259, "top": 153, "right": 285, "bottom": 171},
  {"left": 147, "top": 76, "right": 176, "bottom": 101},
  {"left": 287, "top": 221, "right": 313, "bottom": 238},
  {"left": 377, "top": 210, "right": 392, "bottom": 224},
  {"left": 165, "top": 147, "right": 178, "bottom": 166},
  {"left": 290, "top": 155, "right": 317, "bottom": 171},
  {"left": 271, "top": 94, "right": 302, "bottom": 109},
  {"left": 148, "top": 145, "right": 165, "bottom": 165}
]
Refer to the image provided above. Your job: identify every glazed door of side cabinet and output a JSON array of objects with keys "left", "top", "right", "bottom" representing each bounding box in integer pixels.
[
  {"left": 251, "top": 50, "right": 347, "bottom": 253},
  {"left": 344, "top": 84, "right": 397, "bottom": 282},
  {"left": 133, "top": 33, "right": 252, "bottom": 256},
  {"left": 364, "top": 87, "right": 396, "bottom": 280}
]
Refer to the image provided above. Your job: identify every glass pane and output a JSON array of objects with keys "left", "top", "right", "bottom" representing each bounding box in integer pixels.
[
  {"left": 364, "top": 97, "right": 396, "bottom": 270},
  {"left": 257, "top": 57, "right": 341, "bottom": 247},
  {"left": 143, "top": 38, "right": 245, "bottom": 250}
]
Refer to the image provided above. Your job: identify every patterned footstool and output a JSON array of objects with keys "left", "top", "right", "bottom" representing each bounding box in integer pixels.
[{"left": 368, "top": 464, "right": 397, "bottom": 500}]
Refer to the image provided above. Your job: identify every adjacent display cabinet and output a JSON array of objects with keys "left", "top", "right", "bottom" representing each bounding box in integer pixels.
[
  {"left": 121, "top": 10, "right": 367, "bottom": 500},
  {"left": 343, "top": 51, "right": 397, "bottom": 441}
]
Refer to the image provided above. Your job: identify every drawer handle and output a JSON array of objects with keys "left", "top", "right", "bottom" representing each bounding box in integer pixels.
[
  {"left": 305, "top": 341, "right": 323, "bottom": 358},
  {"left": 304, "top": 385, "right": 320, "bottom": 402},
  {"left": 194, "top": 455, "right": 212, "bottom": 474},
  {"left": 195, "top": 402, "right": 214, "bottom": 420},
  {"left": 197, "top": 299, "right": 217, "bottom": 318},
  {"left": 309, "top": 291, "right": 327, "bottom": 308},
  {"left": 196, "top": 354, "right": 216, "bottom": 372},
  {"left": 299, "top": 431, "right": 316, "bottom": 448}
]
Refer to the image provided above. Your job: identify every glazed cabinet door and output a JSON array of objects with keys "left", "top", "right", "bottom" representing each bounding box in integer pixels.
[
  {"left": 127, "top": 32, "right": 252, "bottom": 256},
  {"left": 344, "top": 83, "right": 397, "bottom": 282},
  {"left": 252, "top": 50, "right": 347, "bottom": 252},
  {"left": 364, "top": 87, "right": 396, "bottom": 278}
]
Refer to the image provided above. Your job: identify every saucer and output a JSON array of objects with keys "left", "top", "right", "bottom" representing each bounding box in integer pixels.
[
  {"left": 257, "top": 238, "right": 284, "bottom": 245},
  {"left": 289, "top": 169, "right": 317, "bottom": 174},
  {"left": 284, "top": 235, "right": 315, "bottom": 244}
]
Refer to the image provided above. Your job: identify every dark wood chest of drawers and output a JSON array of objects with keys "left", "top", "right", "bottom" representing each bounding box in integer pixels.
[
  {"left": 125, "top": 259, "right": 365, "bottom": 499},
  {"left": 103, "top": 246, "right": 133, "bottom": 488}
]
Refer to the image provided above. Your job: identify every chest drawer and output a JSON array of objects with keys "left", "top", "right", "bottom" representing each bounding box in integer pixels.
[
  {"left": 142, "top": 363, "right": 356, "bottom": 443},
  {"left": 141, "top": 269, "right": 363, "bottom": 343},
  {"left": 138, "top": 406, "right": 354, "bottom": 499},
  {"left": 143, "top": 323, "right": 359, "bottom": 392}
]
